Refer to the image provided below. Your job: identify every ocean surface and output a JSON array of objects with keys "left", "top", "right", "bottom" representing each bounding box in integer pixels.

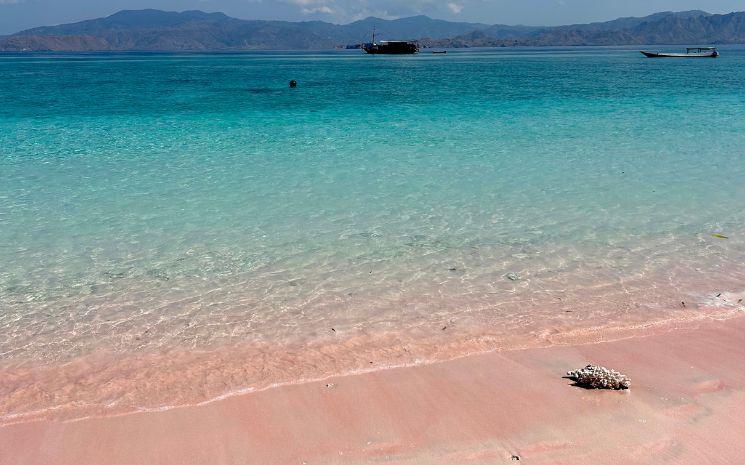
[{"left": 2, "top": 46, "right": 745, "bottom": 422}]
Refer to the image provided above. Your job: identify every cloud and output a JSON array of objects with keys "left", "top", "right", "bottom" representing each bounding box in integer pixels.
[
  {"left": 286, "top": 0, "right": 335, "bottom": 16},
  {"left": 301, "top": 5, "right": 333, "bottom": 14},
  {"left": 447, "top": 2, "right": 462, "bottom": 13}
]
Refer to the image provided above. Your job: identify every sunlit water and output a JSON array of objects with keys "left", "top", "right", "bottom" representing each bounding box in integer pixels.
[{"left": 2, "top": 47, "right": 745, "bottom": 422}]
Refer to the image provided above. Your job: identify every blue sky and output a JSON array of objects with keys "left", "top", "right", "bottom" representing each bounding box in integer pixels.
[{"left": 1, "top": 0, "right": 744, "bottom": 34}]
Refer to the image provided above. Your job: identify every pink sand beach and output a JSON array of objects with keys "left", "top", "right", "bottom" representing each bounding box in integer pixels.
[{"left": 3, "top": 314, "right": 745, "bottom": 465}]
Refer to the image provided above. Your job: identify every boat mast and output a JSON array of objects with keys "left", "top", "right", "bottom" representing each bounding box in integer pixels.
[{"left": 372, "top": 26, "right": 376, "bottom": 45}]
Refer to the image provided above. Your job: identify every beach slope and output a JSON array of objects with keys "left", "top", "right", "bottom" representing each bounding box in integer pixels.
[{"left": 2, "top": 316, "right": 745, "bottom": 465}]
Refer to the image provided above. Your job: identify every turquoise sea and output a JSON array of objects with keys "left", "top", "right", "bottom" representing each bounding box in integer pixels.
[{"left": 2, "top": 47, "right": 745, "bottom": 421}]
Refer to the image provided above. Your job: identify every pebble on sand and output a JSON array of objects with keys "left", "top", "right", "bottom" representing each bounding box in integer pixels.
[
  {"left": 567, "top": 364, "right": 631, "bottom": 390},
  {"left": 506, "top": 272, "right": 521, "bottom": 281}
]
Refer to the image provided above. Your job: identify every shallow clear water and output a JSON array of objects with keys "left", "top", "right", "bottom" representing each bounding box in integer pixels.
[{"left": 2, "top": 47, "right": 745, "bottom": 421}]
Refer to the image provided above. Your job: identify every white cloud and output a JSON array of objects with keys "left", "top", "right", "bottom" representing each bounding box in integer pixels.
[
  {"left": 286, "top": 0, "right": 335, "bottom": 16},
  {"left": 447, "top": 2, "right": 462, "bottom": 14},
  {"left": 301, "top": 5, "right": 333, "bottom": 14}
]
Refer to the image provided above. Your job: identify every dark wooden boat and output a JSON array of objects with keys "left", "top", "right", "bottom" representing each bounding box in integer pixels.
[
  {"left": 363, "top": 40, "right": 419, "bottom": 55},
  {"left": 641, "top": 47, "right": 718, "bottom": 58},
  {"left": 432, "top": 50, "right": 447, "bottom": 54},
  {"left": 362, "top": 28, "right": 418, "bottom": 55}
]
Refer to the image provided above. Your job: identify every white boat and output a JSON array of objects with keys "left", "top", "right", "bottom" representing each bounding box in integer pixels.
[{"left": 641, "top": 47, "right": 718, "bottom": 58}]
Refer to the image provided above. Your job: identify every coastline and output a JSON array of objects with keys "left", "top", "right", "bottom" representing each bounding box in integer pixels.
[
  {"left": 1, "top": 293, "right": 743, "bottom": 427},
  {"left": 3, "top": 314, "right": 745, "bottom": 464}
]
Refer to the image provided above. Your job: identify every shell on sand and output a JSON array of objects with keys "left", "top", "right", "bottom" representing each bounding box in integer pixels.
[{"left": 567, "top": 364, "right": 631, "bottom": 390}]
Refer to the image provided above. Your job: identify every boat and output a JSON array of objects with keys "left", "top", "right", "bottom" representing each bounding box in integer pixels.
[
  {"left": 363, "top": 40, "right": 419, "bottom": 55},
  {"left": 640, "top": 47, "right": 719, "bottom": 58},
  {"left": 362, "top": 28, "right": 418, "bottom": 55},
  {"left": 432, "top": 50, "right": 447, "bottom": 54}
]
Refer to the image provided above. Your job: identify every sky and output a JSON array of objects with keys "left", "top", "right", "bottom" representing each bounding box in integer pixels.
[{"left": 1, "top": 0, "right": 744, "bottom": 34}]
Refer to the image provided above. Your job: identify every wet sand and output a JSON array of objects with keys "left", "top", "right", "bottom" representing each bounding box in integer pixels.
[{"left": 2, "top": 315, "right": 745, "bottom": 465}]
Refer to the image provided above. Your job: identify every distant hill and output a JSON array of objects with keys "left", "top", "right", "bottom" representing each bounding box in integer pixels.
[
  {"left": 1, "top": 9, "right": 745, "bottom": 52},
  {"left": 0, "top": 9, "right": 488, "bottom": 51},
  {"left": 340, "top": 16, "right": 489, "bottom": 43},
  {"left": 429, "top": 10, "right": 745, "bottom": 47}
]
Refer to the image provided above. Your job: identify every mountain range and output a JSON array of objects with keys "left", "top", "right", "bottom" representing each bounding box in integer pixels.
[{"left": 1, "top": 9, "right": 744, "bottom": 52}]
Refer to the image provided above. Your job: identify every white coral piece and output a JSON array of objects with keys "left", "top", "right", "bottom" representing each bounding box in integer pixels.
[{"left": 566, "top": 364, "right": 631, "bottom": 390}]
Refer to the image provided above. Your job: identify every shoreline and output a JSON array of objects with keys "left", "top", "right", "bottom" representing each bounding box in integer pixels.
[
  {"left": 1, "top": 296, "right": 743, "bottom": 427},
  {"left": 3, "top": 313, "right": 745, "bottom": 464}
]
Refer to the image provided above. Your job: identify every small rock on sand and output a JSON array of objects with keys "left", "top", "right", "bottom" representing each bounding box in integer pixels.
[
  {"left": 566, "top": 364, "right": 631, "bottom": 390},
  {"left": 506, "top": 272, "right": 521, "bottom": 281}
]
